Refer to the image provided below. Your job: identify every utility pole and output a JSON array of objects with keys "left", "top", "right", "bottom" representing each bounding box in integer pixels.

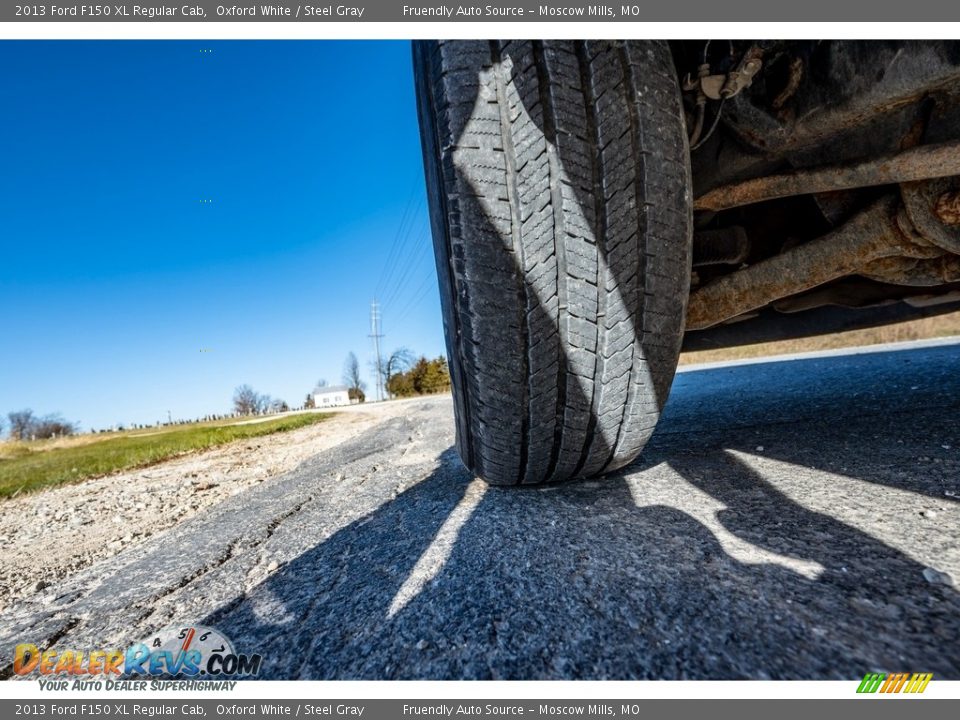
[{"left": 369, "top": 299, "right": 384, "bottom": 401}]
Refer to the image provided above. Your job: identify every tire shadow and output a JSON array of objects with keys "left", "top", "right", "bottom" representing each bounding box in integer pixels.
[{"left": 201, "top": 344, "right": 960, "bottom": 679}]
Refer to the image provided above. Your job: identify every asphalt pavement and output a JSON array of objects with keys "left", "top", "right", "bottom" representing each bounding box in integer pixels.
[{"left": 2, "top": 339, "right": 958, "bottom": 679}]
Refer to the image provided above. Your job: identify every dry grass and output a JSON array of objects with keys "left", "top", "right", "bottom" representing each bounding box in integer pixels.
[
  {"left": 0, "top": 412, "right": 326, "bottom": 461},
  {"left": 0, "top": 432, "right": 128, "bottom": 460},
  {"left": 680, "top": 310, "right": 960, "bottom": 366},
  {"left": 0, "top": 413, "right": 332, "bottom": 497}
]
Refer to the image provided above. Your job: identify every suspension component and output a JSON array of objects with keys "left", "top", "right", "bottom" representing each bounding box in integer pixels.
[
  {"left": 686, "top": 196, "right": 944, "bottom": 331},
  {"left": 694, "top": 141, "right": 960, "bottom": 213}
]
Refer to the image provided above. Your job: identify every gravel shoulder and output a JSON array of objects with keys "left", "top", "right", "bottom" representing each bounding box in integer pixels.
[{"left": 0, "top": 400, "right": 418, "bottom": 613}]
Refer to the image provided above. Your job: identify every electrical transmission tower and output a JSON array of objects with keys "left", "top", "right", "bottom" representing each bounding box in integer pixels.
[{"left": 369, "top": 300, "right": 385, "bottom": 402}]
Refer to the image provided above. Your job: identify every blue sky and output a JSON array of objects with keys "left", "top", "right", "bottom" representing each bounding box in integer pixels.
[{"left": 0, "top": 41, "right": 443, "bottom": 431}]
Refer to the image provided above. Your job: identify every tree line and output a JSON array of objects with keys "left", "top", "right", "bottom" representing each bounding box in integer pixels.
[
  {"left": 3, "top": 409, "right": 77, "bottom": 441},
  {"left": 385, "top": 354, "right": 451, "bottom": 398},
  {"left": 366, "top": 347, "right": 452, "bottom": 399},
  {"left": 232, "top": 385, "right": 290, "bottom": 416}
]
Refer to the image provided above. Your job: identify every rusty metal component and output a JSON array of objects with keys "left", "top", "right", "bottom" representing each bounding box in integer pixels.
[
  {"left": 684, "top": 63, "right": 723, "bottom": 100},
  {"left": 771, "top": 57, "right": 804, "bottom": 111},
  {"left": 721, "top": 46, "right": 763, "bottom": 99},
  {"left": 692, "top": 226, "right": 750, "bottom": 267},
  {"left": 717, "top": 42, "right": 960, "bottom": 158},
  {"left": 812, "top": 189, "right": 859, "bottom": 226},
  {"left": 905, "top": 290, "right": 960, "bottom": 308},
  {"left": 685, "top": 197, "right": 940, "bottom": 331},
  {"left": 902, "top": 178, "right": 960, "bottom": 254},
  {"left": 683, "top": 295, "right": 960, "bottom": 352},
  {"left": 694, "top": 141, "right": 960, "bottom": 212},
  {"left": 771, "top": 280, "right": 903, "bottom": 314},
  {"left": 860, "top": 255, "right": 960, "bottom": 286},
  {"left": 683, "top": 55, "right": 762, "bottom": 102},
  {"left": 698, "top": 74, "right": 726, "bottom": 100},
  {"left": 934, "top": 190, "right": 960, "bottom": 226}
]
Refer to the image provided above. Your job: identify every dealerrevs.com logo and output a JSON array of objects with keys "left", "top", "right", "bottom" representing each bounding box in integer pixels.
[{"left": 14, "top": 625, "right": 262, "bottom": 687}]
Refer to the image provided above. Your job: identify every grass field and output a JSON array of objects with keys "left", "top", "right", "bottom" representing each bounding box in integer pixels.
[
  {"left": 0, "top": 412, "right": 332, "bottom": 498},
  {"left": 680, "top": 310, "right": 960, "bottom": 365}
]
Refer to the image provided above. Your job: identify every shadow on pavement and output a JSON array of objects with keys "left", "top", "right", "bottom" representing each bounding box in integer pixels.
[
  {"left": 657, "top": 342, "right": 959, "bottom": 501},
  {"left": 204, "top": 343, "right": 960, "bottom": 679}
]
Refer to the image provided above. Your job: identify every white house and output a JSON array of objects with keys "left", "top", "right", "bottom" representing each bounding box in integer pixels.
[{"left": 312, "top": 385, "right": 351, "bottom": 408}]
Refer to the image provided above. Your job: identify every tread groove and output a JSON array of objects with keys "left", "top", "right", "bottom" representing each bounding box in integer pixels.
[
  {"left": 491, "top": 40, "right": 530, "bottom": 486},
  {"left": 532, "top": 41, "right": 569, "bottom": 486},
  {"left": 572, "top": 41, "right": 605, "bottom": 479},
  {"left": 602, "top": 43, "right": 646, "bottom": 473}
]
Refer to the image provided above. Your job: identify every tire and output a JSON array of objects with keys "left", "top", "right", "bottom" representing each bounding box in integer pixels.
[{"left": 414, "top": 40, "right": 692, "bottom": 485}]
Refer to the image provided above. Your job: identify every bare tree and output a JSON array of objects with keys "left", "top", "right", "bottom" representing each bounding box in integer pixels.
[
  {"left": 233, "top": 385, "right": 262, "bottom": 415},
  {"left": 380, "top": 348, "right": 414, "bottom": 399},
  {"left": 316, "top": 378, "right": 329, "bottom": 388},
  {"left": 342, "top": 352, "right": 366, "bottom": 402},
  {"left": 270, "top": 398, "right": 289, "bottom": 413},
  {"left": 7, "top": 409, "right": 35, "bottom": 440},
  {"left": 32, "top": 414, "right": 76, "bottom": 440}
]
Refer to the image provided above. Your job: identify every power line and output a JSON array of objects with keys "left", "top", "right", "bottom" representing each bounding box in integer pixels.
[
  {"left": 393, "top": 270, "right": 434, "bottom": 316},
  {"left": 374, "top": 181, "right": 417, "bottom": 298},
  {"left": 375, "top": 181, "right": 422, "bottom": 300},
  {"left": 391, "top": 272, "right": 437, "bottom": 328},
  {"left": 378, "top": 199, "right": 427, "bottom": 306},
  {"left": 381, "top": 223, "right": 431, "bottom": 309}
]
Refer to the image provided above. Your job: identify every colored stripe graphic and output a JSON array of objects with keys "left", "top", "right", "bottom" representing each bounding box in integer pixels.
[
  {"left": 857, "top": 672, "right": 932, "bottom": 693},
  {"left": 904, "top": 673, "right": 933, "bottom": 693}
]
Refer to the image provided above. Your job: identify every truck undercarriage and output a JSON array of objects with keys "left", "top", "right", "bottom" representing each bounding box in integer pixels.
[{"left": 678, "top": 40, "right": 960, "bottom": 350}]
